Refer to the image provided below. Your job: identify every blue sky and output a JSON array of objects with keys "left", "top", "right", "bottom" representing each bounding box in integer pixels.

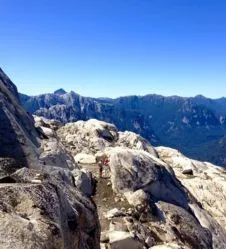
[{"left": 1, "top": 0, "right": 226, "bottom": 98}]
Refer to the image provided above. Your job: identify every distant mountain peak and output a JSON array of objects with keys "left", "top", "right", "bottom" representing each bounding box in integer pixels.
[
  {"left": 54, "top": 88, "right": 67, "bottom": 95},
  {"left": 195, "top": 94, "right": 206, "bottom": 99}
]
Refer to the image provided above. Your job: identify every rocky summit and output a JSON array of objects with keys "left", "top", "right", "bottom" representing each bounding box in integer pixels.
[{"left": 1, "top": 68, "right": 226, "bottom": 249}]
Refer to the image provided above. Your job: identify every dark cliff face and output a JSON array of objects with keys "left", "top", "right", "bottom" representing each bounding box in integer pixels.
[
  {"left": 0, "top": 70, "right": 101, "bottom": 249},
  {"left": 0, "top": 68, "right": 20, "bottom": 101},
  {"left": 20, "top": 89, "right": 226, "bottom": 167},
  {"left": 0, "top": 68, "right": 40, "bottom": 168}
]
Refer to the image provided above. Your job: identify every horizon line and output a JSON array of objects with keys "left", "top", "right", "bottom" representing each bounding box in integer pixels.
[{"left": 19, "top": 89, "right": 226, "bottom": 101}]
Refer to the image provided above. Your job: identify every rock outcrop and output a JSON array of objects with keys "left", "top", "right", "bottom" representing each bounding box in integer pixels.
[
  {"left": 33, "top": 115, "right": 78, "bottom": 170},
  {"left": 57, "top": 119, "right": 119, "bottom": 156},
  {"left": 117, "top": 131, "right": 157, "bottom": 156},
  {"left": 108, "top": 147, "right": 188, "bottom": 209},
  {"left": 55, "top": 118, "right": 226, "bottom": 249},
  {"left": 0, "top": 167, "right": 100, "bottom": 249},
  {"left": 156, "top": 146, "right": 226, "bottom": 228},
  {"left": 105, "top": 147, "right": 221, "bottom": 249},
  {"left": 0, "top": 68, "right": 40, "bottom": 170},
  {"left": 57, "top": 119, "right": 157, "bottom": 158},
  {"left": 156, "top": 146, "right": 226, "bottom": 247},
  {"left": 0, "top": 69, "right": 100, "bottom": 249}
]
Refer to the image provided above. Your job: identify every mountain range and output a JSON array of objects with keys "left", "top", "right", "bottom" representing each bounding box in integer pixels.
[{"left": 20, "top": 89, "right": 226, "bottom": 167}]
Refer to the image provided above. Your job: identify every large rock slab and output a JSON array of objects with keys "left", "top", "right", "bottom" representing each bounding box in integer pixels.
[
  {"left": 39, "top": 138, "right": 77, "bottom": 170},
  {"left": 0, "top": 70, "right": 101, "bottom": 249},
  {"left": 108, "top": 147, "right": 189, "bottom": 209},
  {"left": 34, "top": 116, "right": 77, "bottom": 170},
  {"left": 156, "top": 146, "right": 226, "bottom": 229},
  {"left": 0, "top": 68, "right": 40, "bottom": 169},
  {"left": 0, "top": 167, "right": 100, "bottom": 249},
  {"left": 33, "top": 115, "right": 62, "bottom": 131},
  {"left": 71, "top": 168, "right": 94, "bottom": 197},
  {"left": 117, "top": 131, "right": 157, "bottom": 157},
  {"left": 156, "top": 201, "right": 213, "bottom": 249},
  {"left": 189, "top": 203, "right": 226, "bottom": 249},
  {"left": 109, "top": 230, "right": 143, "bottom": 249}
]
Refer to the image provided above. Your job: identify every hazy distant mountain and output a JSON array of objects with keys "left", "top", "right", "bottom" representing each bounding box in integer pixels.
[{"left": 20, "top": 89, "right": 226, "bottom": 167}]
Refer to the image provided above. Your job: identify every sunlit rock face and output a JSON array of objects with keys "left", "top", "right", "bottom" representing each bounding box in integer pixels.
[
  {"left": 55, "top": 118, "right": 226, "bottom": 249},
  {"left": 56, "top": 118, "right": 157, "bottom": 158},
  {"left": 156, "top": 146, "right": 226, "bottom": 230},
  {"left": 0, "top": 69, "right": 100, "bottom": 249}
]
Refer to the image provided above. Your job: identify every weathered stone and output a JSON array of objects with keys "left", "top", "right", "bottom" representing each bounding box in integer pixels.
[
  {"left": 157, "top": 146, "right": 226, "bottom": 231},
  {"left": 109, "top": 231, "right": 143, "bottom": 249},
  {"left": 124, "top": 189, "right": 150, "bottom": 207},
  {"left": 105, "top": 208, "right": 125, "bottom": 219},
  {"left": 0, "top": 178, "right": 100, "bottom": 249},
  {"left": 0, "top": 69, "right": 40, "bottom": 168},
  {"left": 156, "top": 201, "right": 213, "bottom": 249},
  {"left": 39, "top": 126, "right": 57, "bottom": 137},
  {"left": 71, "top": 168, "right": 94, "bottom": 197},
  {"left": 108, "top": 147, "right": 189, "bottom": 209},
  {"left": 56, "top": 119, "right": 157, "bottom": 160},
  {"left": 57, "top": 119, "right": 119, "bottom": 156},
  {"left": 74, "top": 153, "right": 96, "bottom": 164},
  {"left": 0, "top": 69, "right": 101, "bottom": 249},
  {"left": 39, "top": 138, "right": 77, "bottom": 170},
  {"left": 182, "top": 168, "right": 193, "bottom": 175},
  {"left": 117, "top": 131, "right": 157, "bottom": 157},
  {"left": 100, "top": 231, "right": 110, "bottom": 243}
]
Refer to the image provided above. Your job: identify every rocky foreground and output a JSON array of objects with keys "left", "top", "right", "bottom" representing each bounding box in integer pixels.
[{"left": 1, "top": 68, "right": 226, "bottom": 249}]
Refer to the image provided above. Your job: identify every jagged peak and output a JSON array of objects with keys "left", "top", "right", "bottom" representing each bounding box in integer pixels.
[
  {"left": 194, "top": 94, "right": 207, "bottom": 99},
  {"left": 54, "top": 88, "right": 67, "bottom": 95}
]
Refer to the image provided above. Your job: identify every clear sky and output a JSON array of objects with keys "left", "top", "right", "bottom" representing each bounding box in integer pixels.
[{"left": 1, "top": 0, "right": 226, "bottom": 98}]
